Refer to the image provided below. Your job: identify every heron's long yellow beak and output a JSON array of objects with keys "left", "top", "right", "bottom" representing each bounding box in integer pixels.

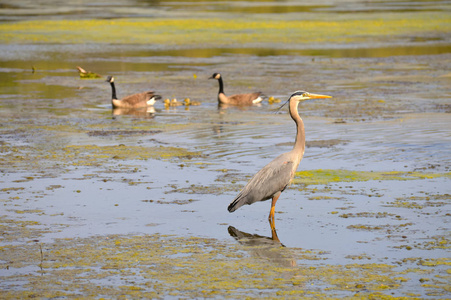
[{"left": 307, "top": 93, "right": 332, "bottom": 99}]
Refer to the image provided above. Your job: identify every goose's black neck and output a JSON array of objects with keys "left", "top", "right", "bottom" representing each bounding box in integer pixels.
[
  {"left": 109, "top": 81, "right": 117, "bottom": 100},
  {"left": 218, "top": 77, "right": 224, "bottom": 94}
]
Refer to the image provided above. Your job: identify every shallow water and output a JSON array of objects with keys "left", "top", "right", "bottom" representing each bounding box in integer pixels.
[{"left": 1, "top": 0, "right": 450, "bottom": 298}]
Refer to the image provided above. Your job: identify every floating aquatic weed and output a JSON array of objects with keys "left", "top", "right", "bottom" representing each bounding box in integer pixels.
[
  {"left": 347, "top": 223, "right": 413, "bottom": 232},
  {"left": 339, "top": 212, "right": 401, "bottom": 219},
  {"left": 1, "top": 233, "right": 449, "bottom": 298},
  {"left": 308, "top": 195, "right": 345, "bottom": 201},
  {"left": 141, "top": 199, "right": 198, "bottom": 205},
  {"left": 87, "top": 130, "right": 162, "bottom": 137},
  {"left": 1, "top": 187, "right": 25, "bottom": 193},
  {"left": 385, "top": 194, "right": 450, "bottom": 211},
  {"left": 0, "top": 15, "right": 449, "bottom": 46},
  {"left": 0, "top": 216, "right": 65, "bottom": 244},
  {"left": 403, "top": 236, "right": 450, "bottom": 251},
  {"left": 293, "top": 169, "right": 451, "bottom": 185},
  {"left": 165, "top": 183, "right": 237, "bottom": 195}
]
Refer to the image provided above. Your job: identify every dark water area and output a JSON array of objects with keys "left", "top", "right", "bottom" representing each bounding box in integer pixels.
[{"left": 0, "top": 0, "right": 450, "bottom": 298}]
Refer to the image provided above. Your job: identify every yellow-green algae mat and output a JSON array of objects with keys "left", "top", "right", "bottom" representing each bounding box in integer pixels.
[
  {"left": 1, "top": 231, "right": 449, "bottom": 299},
  {"left": 293, "top": 169, "right": 451, "bottom": 186},
  {"left": 1, "top": 141, "right": 203, "bottom": 171},
  {"left": 0, "top": 13, "right": 449, "bottom": 46}
]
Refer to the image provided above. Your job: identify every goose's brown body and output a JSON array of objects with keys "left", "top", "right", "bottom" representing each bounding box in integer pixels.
[
  {"left": 209, "top": 73, "right": 263, "bottom": 106},
  {"left": 106, "top": 76, "right": 161, "bottom": 109}
]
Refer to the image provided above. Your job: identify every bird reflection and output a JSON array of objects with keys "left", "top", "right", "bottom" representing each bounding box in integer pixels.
[
  {"left": 112, "top": 107, "right": 156, "bottom": 119},
  {"left": 217, "top": 102, "right": 261, "bottom": 111},
  {"left": 228, "top": 223, "right": 297, "bottom": 268}
]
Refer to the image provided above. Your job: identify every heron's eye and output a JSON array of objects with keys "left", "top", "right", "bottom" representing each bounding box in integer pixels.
[{"left": 303, "top": 92, "right": 309, "bottom": 97}]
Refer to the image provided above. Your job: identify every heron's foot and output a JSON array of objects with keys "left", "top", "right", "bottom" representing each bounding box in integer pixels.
[
  {"left": 269, "top": 217, "right": 276, "bottom": 232},
  {"left": 269, "top": 222, "right": 280, "bottom": 242}
]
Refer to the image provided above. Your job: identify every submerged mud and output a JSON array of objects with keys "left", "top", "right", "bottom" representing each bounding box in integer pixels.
[{"left": 1, "top": 231, "right": 449, "bottom": 299}]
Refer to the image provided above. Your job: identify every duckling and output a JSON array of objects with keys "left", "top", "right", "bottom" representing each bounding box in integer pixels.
[
  {"left": 184, "top": 98, "right": 201, "bottom": 106},
  {"left": 77, "top": 66, "right": 101, "bottom": 79},
  {"left": 268, "top": 96, "right": 281, "bottom": 104},
  {"left": 170, "top": 98, "right": 183, "bottom": 107},
  {"left": 106, "top": 75, "right": 161, "bottom": 109},
  {"left": 209, "top": 73, "right": 263, "bottom": 106}
]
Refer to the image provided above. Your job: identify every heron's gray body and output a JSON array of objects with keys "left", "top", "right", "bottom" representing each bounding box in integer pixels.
[
  {"left": 228, "top": 152, "right": 300, "bottom": 212},
  {"left": 227, "top": 91, "right": 331, "bottom": 220},
  {"left": 228, "top": 92, "right": 308, "bottom": 213}
]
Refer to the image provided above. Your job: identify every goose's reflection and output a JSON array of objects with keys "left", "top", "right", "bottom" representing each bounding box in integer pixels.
[
  {"left": 218, "top": 102, "right": 262, "bottom": 111},
  {"left": 112, "top": 107, "right": 156, "bottom": 119},
  {"left": 228, "top": 223, "right": 297, "bottom": 267}
]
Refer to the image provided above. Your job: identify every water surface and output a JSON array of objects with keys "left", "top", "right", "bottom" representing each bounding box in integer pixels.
[{"left": 1, "top": 0, "right": 450, "bottom": 298}]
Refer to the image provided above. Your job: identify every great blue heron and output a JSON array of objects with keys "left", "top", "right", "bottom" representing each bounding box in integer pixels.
[
  {"left": 105, "top": 76, "right": 161, "bottom": 109},
  {"left": 227, "top": 91, "right": 332, "bottom": 227},
  {"left": 209, "top": 73, "right": 264, "bottom": 105}
]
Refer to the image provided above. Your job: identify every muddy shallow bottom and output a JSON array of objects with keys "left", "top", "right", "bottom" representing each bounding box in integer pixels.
[{"left": 1, "top": 1, "right": 451, "bottom": 297}]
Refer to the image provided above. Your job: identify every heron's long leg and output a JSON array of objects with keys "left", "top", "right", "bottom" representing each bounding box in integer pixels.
[{"left": 268, "top": 192, "right": 281, "bottom": 222}]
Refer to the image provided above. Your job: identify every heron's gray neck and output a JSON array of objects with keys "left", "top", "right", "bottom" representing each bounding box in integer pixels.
[{"left": 289, "top": 100, "right": 305, "bottom": 158}]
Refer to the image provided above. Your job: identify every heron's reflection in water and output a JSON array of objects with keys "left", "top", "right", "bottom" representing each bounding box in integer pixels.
[
  {"left": 112, "top": 107, "right": 156, "bottom": 119},
  {"left": 228, "top": 223, "right": 297, "bottom": 268}
]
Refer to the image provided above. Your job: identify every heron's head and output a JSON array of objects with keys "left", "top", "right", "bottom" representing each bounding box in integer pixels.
[
  {"left": 290, "top": 90, "right": 332, "bottom": 102},
  {"left": 209, "top": 73, "right": 221, "bottom": 80},
  {"left": 105, "top": 75, "right": 114, "bottom": 83},
  {"left": 276, "top": 90, "right": 332, "bottom": 112}
]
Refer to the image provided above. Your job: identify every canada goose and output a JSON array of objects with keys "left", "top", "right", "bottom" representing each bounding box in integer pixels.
[
  {"left": 105, "top": 76, "right": 161, "bottom": 109},
  {"left": 209, "top": 73, "right": 263, "bottom": 106}
]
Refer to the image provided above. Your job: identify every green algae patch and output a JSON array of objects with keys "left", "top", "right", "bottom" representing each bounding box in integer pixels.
[
  {"left": 62, "top": 144, "right": 202, "bottom": 166},
  {"left": 339, "top": 212, "right": 400, "bottom": 219},
  {"left": 293, "top": 169, "right": 451, "bottom": 185},
  {"left": 395, "top": 236, "right": 450, "bottom": 251},
  {"left": 0, "top": 13, "right": 449, "bottom": 46},
  {"left": 386, "top": 194, "right": 451, "bottom": 210},
  {"left": 87, "top": 130, "right": 162, "bottom": 137},
  {"left": 165, "top": 183, "right": 238, "bottom": 195},
  {"left": 0, "top": 215, "right": 61, "bottom": 244},
  {"left": 1, "top": 142, "right": 202, "bottom": 174},
  {"left": 1, "top": 187, "right": 25, "bottom": 193},
  {"left": 347, "top": 223, "right": 413, "bottom": 232},
  {"left": 1, "top": 233, "right": 449, "bottom": 299}
]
